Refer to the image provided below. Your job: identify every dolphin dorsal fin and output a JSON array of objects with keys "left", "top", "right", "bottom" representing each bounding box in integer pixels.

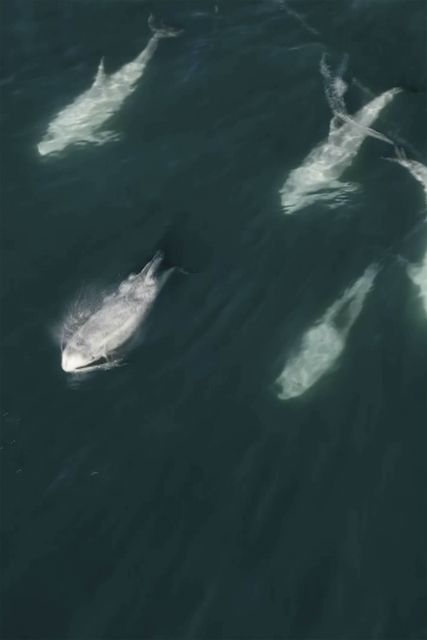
[{"left": 94, "top": 57, "right": 107, "bottom": 86}]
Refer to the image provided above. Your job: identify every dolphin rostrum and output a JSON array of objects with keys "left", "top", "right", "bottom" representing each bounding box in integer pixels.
[
  {"left": 38, "top": 15, "right": 182, "bottom": 157},
  {"left": 61, "top": 252, "right": 171, "bottom": 373}
]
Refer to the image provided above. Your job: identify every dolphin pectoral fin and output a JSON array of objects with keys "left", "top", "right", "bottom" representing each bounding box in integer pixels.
[
  {"left": 381, "top": 145, "right": 408, "bottom": 165},
  {"left": 94, "top": 57, "right": 107, "bottom": 86},
  {"left": 91, "top": 130, "right": 120, "bottom": 146},
  {"left": 73, "top": 131, "right": 119, "bottom": 147}
]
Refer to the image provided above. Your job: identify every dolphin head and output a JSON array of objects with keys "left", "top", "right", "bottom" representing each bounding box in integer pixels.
[
  {"left": 61, "top": 342, "right": 96, "bottom": 373},
  {"left": 37, "top": 134, "right": 67, "bottom": 157}
]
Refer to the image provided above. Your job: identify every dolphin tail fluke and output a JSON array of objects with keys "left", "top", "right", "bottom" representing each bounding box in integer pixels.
[
  {"left": 381, "top": 145, "right": 408, "bottom": 165},
  {"left": 152, "top": 247, "right": 193, "bottom": 278},
  {"left": 148, "top": 13, "right": 183, "bottom": 38},
  {"left": 135, "top": 251, "right": 163, "bottom": 282},
  {"left": 146, "top": 250, "right": 164, "bottom": 277},
  {"left": 144, "top": 250, "right": 190, "bottom": 282}
]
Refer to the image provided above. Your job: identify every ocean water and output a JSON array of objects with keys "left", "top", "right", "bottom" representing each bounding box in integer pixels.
[{"left": 1, "top": 1, "right": 426, "bottom": 638}]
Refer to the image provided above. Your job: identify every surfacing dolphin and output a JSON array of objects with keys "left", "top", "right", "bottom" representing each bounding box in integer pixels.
[
  {"left": 38, "top": 15, "right": 182, "bottom": 157},
  {"left": 280, "top": 57, "right": 400, "bottom": 215},
  {"left": 276, "top": 264, "right": 378, "bottom": 400},
  {"left": 61, "top": 252, "right": 172, "bottom": 373},
  {"left": 389, "top": 148, "right": 427, "bottom": 317}
]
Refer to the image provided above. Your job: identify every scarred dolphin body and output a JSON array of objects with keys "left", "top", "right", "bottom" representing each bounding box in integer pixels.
[
  {"left": 276, "top": 264, "right": 378, "bottom": 399},
  {"left": 38, "top": 16, "right": 181, "bottom": 156},
  {"left": 61, "top": 252, "right": 171, "bottom": 373}
]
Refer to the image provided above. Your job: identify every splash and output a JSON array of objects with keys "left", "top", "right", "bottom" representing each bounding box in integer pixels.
[
  {"left": 276, "top": 264, "right": 378, "bottom": 399},
  {"left": 60, "top": 252, "right": 169, "bottom": 373},
  {"left": 319, "top": 53, "right": 349, "bottom": 115}
]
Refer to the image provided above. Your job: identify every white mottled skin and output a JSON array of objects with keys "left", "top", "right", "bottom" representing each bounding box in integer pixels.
[{"left": 61, "top": 253, "right": 169, "bottom": 372}]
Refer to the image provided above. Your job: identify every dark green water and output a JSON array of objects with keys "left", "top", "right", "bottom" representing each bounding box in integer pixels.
[{"left": 1, "top": 1, "right": 426, "bottom": 638}]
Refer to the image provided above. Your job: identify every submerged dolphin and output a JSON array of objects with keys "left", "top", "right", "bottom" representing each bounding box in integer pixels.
[
  {"left": 390, "top": 150, "right": 427, "bottom": 316},
  {"left": 61, "top": 252, "right": 171, "bottom": 373},
  {"left": 38, "top": 16, "right": 182, "bottom": 157},
  {"left": 280, "top": 58, "right": 400, "bottom": 214},
  {"left": 389, "top": 149, "right": 427, "bottom": 202},
  {"left": 276, "top": 264, "right": 378, "bottom": 399}
]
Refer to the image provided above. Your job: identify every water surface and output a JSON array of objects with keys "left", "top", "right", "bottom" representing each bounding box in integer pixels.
[{"left": 1, "top": 1, "right": 426, "bottom": 638}]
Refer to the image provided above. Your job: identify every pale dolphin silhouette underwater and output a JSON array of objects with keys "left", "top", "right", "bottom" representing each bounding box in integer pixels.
[
  {"left": 38, "top": 15, "right": 182, "bottom": 156},
  {"left": 276, "top": 264, "right": 378, "bottom": 399}
]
